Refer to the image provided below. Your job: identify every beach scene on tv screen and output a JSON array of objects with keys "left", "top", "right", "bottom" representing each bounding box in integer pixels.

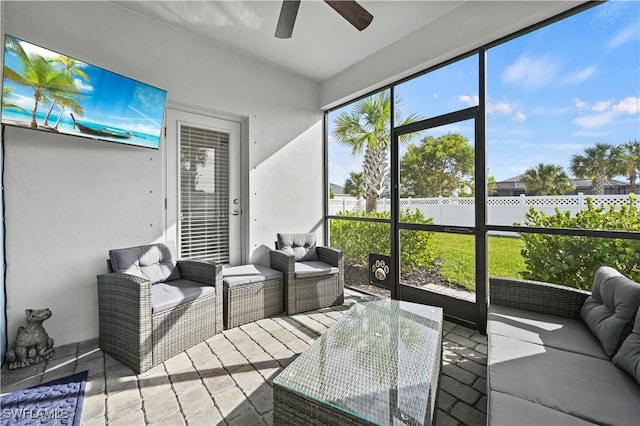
[{"left": 1, "top": 35, "right": 167, "bottom": 149}]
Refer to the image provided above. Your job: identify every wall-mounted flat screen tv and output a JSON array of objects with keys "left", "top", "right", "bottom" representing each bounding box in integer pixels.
[{"left": 1, "top": 35, "right": 167, "bottom": 149}]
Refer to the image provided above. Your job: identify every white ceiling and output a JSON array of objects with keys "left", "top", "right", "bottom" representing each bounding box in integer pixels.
[{"left": 112, "top": 1, "right": 586, "bottom": 83}]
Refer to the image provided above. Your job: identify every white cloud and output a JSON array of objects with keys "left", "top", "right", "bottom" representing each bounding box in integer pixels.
[
  {"left": 10, "top": 93, "right": 35, "bottom": 110},
  {"left": 573, "top": 98, "right": 588, "bottom": 109},
  {"left": 591, "top": 101, "right": 612, "bottom": 112},
  {"left": 562, "top": 65, "right": 596, "bottom": 85},
  {"left": 18, "top": 40, "right": 60, "bottom": 60},
  {"left": 513, "top": 111, "right": 526, "bottom": 122},
  {"left": 458, "top": 94, "right": 478, "bottom": 107},
  {"left": 488, "top": 102, "right": 513, "bottom": 115},
  {"left": 607, "top": 24, "right": 639, "bottom": 50},
  {"left": 503, "top": 55, "right": 557, "bottom": 90},
  {"left": 573, "top": 129, "right": 613, "bottom": 138},
  {"left": 74, "top": 79, "right": 93, "bottom": 92},
  {"left": 612, "top": 97, "right": 640, "bottom": 114},
  {"left": 573, "top": 111, "right": 616, "bottom": 129},
  {"left": 464, "top": 93, "right": 527, "bottom": 122}
]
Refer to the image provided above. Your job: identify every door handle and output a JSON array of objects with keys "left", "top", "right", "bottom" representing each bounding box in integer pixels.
[{"left": 230, "top": 210, "right": 240, "bottom": 216}]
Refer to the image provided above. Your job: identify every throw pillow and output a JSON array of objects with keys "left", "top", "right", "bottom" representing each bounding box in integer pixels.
[{"left": 580, "top": 266, "right": 640, "bottom": 357}]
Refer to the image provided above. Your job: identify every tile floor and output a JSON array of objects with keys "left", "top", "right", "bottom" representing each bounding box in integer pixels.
[{"left": 1, "top": 289, "right": 487, "bottom": 425}]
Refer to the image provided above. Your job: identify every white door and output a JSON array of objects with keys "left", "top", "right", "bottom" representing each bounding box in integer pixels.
[{"left": 165, "top": 108, "right": 242, "bottom": 265}]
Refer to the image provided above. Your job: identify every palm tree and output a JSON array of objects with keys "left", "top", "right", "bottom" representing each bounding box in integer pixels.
[
  {"left": 51, "top": 95, "right": 84, "bottom": 130},
  {"left": 520, "top": 163, "right": 575, "bottom": 195},
  {"left": 620, "top": 140, "right": 640, "bottom": 194},
  {"left": 43, "top": 56, "right": 88, "bottom": 127},
  {"left": 3, "top": 36, "right": 73, "bottom": 128},
  {"left": 570, "top": 143, "right": 623, "bottom": 195},
  {"left": 2, "top": 86, "right": 26, "bottom": 112},
  {"left": 343, "top": 172, "right": 367, "bottom": 199},
  {"left": 332, "top": 92, "right": 421, "bottom": 212}
]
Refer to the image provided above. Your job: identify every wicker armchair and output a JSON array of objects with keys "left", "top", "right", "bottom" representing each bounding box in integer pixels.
[
  {"left": 270, "top": 233, "right": 344, "bottom": 314},
  {"left": 97, "top": 242, "right": 222, "bottom": 373}
]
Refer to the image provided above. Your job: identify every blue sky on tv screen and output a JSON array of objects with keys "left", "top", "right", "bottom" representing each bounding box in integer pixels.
[
  {"left": 2, "top": 36, "right": 167, "bottom": 148},
  {"left": 328, "top": 1, "right": 640, "bottom": 184}
]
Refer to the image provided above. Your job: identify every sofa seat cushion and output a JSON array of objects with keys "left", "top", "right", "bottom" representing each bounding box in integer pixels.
[
  {"left": 488, "top": 305, "right": 608, "bottom": 360},
  {"left": 294, "top": 261, "right": 338, "bottom": 279},
  {"left": 488, "top": 334, "right": 640, "bottom": 426},
  {"left": 110, "top": 242, "right": 180, "bottom": 285},
  {"left": 222, "top": 264, "right": 283, "bottom": 288},
  {"left": 277, "top": 233, "right": 318, "bottom": 261},
  {"left": 488, "top": 391, "right": 598, "bottom": 426},
  {"left": 613, "top": 306, "right": 640, "bottom": 384},
  {"left": 580, "top": 266, "right": 640, "bottom": 357},
  {"left": 151, "top": 279, "right": 215, "bottom": 313}
]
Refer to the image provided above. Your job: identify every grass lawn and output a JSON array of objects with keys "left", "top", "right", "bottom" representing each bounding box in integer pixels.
[{"left": 430, "top": 233, "right": 526, "bottom": 290}]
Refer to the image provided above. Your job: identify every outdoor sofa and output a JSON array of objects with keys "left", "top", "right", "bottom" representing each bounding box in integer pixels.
[{"left": 487, "top": 267, "right": 640, "bottom": 425}]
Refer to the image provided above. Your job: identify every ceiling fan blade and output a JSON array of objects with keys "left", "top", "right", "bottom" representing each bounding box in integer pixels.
[
  {"left": 275, "top": 0, "right": 301, "bottom": 39},
  {"left": 324, "top": 0, "right": 373, "bottom": 31}
]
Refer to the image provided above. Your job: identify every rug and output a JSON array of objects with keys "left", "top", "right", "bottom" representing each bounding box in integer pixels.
[{"left": 0, "top": 370, "right": 88, "bottom": 426}]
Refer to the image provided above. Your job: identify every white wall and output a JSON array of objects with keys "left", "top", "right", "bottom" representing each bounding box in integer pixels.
[{"left": 2, "top": 0, "right": 323, "bottom": 347}]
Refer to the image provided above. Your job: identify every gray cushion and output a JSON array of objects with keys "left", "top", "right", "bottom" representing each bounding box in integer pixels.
[
  {"left": 277, "top": 233, "right": 318, "bottom": 261},
  {"left": 488, "top": 391, "right": 598, "bottom": 426},
  {"left": 580, "top": 266, "right": 640, "bottom": 357},
  {"left": 294, "top": 261, "right": 338, "bottom": 279},
  {"left": 151, "top": 279, "right": 215, "bottom": 313},
  {"left": 488, "top": 305, "right": 608, "bottom": 360},
  {"left": 488, "top": 333, "right": 640, "bottom": 426},
  {"left": 613, "top": 306, "right": 640, "bottom": 384},
  {"left": 222, "top": 264, "right": 283, "bottom": 288},
  {"left": 110, "top": 242, "right": 180, "bottom": 284}
]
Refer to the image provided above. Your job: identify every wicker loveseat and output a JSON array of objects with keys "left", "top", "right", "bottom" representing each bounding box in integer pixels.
[
  {"left": 487, "top": 267, "right": 640, "bottom": 425},
  {"left": 270, "top": 233, "right": 344, "bottom": 314},
  {"left": 97, "top": 242, "right": 222, "bottom": 373}
]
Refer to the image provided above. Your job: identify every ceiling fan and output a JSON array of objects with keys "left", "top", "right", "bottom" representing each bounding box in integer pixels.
[{"left": 275, "top": 0, "right": 374, "bottom": 39}]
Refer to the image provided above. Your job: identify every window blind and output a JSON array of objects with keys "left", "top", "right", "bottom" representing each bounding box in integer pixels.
[{"left": 179, "top": 125, "right": 230, "bottom": 263}]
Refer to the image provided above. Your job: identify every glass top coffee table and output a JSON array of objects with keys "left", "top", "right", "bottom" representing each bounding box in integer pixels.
[{"left": 273, "top": 299, "right": 443, "bottom": 425}]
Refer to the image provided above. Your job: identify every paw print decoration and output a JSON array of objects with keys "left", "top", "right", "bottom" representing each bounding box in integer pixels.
[{"left": 372, "top": 259, "right": 390, "bottom": 281}]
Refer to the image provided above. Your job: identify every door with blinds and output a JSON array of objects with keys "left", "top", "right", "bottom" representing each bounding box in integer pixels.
[{"left": 165, "top": 108, "right": 241, "bottom": 265}]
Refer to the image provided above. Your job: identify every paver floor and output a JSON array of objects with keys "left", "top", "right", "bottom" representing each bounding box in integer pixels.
[{"left": 1, "top": 289, "right": 487, "bottom": 425}]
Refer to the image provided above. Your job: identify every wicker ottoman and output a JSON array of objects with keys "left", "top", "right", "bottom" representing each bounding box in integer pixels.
[{"left": 222, "top": 264, "right": 284, "bottom": 329}]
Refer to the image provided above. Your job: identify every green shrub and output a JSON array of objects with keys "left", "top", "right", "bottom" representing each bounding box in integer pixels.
[
  {"left": 520, "top": 195, "right": 640, "bottom": 290},
  {"left": 329, "top": 209, "right": 435, "bottom": 272}
]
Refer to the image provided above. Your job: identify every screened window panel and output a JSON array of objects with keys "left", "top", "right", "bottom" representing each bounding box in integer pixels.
[{"left": 179, "top": 125, "right": 230, "bottom": 263}]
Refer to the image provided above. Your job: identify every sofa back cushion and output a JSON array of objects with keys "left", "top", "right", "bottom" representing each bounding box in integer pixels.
[
  {"left": 277, "top": 233, "right": 318, "bottom": 261},
  {"left": 109, "top": 242, "right": 180, "bottom": 284},
  {"left": 613, "top": 307, "right": 640, "bottom": 384},
  {"left": 580, "top": 266, "right": 640, "bottom": 357}
]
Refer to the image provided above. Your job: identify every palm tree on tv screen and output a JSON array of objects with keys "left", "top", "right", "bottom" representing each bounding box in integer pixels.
[
  {"left": 3, "top": 36, "right": 78, "bottom": 128},
  {"left": 570, "top": 143, "right": 623, "bottom": 195},
  {"left": 520, "top": 163, "right": 575, "bottom": 196},
  {"left": 332, "top": 92, "right": 422, "bottom": 212},
  {"left": 43, "top": 56, "right": 88, "bottom": 127},
  {"left": 51, "top": 95, "right": 84, "bottom": 130},
  {"left": 1, "top": 86, "right": 25, "bottom": 112}
]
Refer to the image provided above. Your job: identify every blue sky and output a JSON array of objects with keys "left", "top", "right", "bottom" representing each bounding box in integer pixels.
[
  {"left": 328, "top": 1, "right": 640, "bottom": 185},
  {"left": 2, "top": 37, "right": 167, "bottom": 136}
]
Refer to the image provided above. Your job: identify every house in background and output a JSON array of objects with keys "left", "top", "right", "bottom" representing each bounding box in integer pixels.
[{"left": 495, "top": 174, "right": 631, "bottom": 196}]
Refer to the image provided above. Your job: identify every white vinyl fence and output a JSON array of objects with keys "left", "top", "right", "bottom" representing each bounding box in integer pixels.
[{"left": 329, "top": 194, "right": 638, "bottom": 228}]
